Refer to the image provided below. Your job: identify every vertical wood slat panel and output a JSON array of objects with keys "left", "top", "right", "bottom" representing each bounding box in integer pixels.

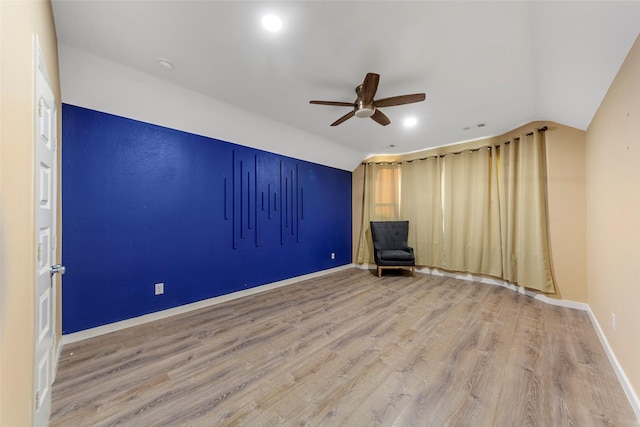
[
  {"left": 255, "top": 155, "right": 259, "bottom": 247},
  {"left": 227, "top": 155, "right": 305, "bottom": 248},
  {"left": 280, "top": 160, "right": 284, "bottom": 245},
  {"left": 290, "top": 170, "right": 295, "bottom": 236},
  {"left": 240, "top": 160, "right": 244, "bottom": 239},
  {"left": 296, "top": 164, "right": 301, "bottom": 243},
  {"left": 247, "top": 170, "right": 251, "bottom": 231},
  {"left": 285, "top": 177, "right": 289, "bottom": 229},
  {"left": 223, "top": 178, "right": 229, "bottom": 221},
  {"left": 268, "top": 184, "right": 272, "bottom": 219},
  {"left": 232, "top": 150, "right": 236, "bottom": 249}
]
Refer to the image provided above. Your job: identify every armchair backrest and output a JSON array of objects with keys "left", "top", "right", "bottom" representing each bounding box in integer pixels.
[{"left": 370, "top": 221, "right": 409, "bottom": 250}]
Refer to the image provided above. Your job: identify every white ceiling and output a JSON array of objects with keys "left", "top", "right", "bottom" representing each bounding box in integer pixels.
[{"left": 52, "top": 1, "right": 640, "bottom": 160}]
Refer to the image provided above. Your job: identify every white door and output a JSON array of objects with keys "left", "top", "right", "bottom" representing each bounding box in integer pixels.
[{"left": 34, "top": 38, "right": 59, "bottom": 427}]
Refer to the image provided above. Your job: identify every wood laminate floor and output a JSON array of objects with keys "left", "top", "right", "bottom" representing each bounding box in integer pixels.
[{"left": 50, "top": 269, "right": 638, "bottom": 426}]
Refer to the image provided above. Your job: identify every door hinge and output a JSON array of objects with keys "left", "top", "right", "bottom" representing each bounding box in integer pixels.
[
  {"left": 38, "top": 98, "right": 44, "bottom": 118},
  {"left": 35, "top": 390, "right": 41, "bottom": 410},
  {"left": 37, "top": 243, "right": 42, "bottom": 263}
]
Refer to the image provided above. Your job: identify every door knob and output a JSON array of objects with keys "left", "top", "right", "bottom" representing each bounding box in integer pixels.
[{"left": 50, "top": 264, "right": 66, "bottom": 276}]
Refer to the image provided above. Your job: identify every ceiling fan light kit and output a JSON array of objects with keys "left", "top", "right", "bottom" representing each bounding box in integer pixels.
[
  {"left": 354, "top": 102, "right": 375, "bottom": 118},
  {"left": 309, "top": 72, "right": 426, "bottom": 126}
]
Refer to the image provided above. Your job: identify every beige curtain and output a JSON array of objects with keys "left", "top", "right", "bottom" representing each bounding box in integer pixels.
[
  {"left": 356, "top": 162, "right": 400, "bottom": 264},
  {"left": 498, "top": 132, "right": 555, "bottom": 293},
  {"left": 357, "top": 129, "right": 555, "bottom": 293},
  {"left": 440, "top": 148, "right": 502, "bottom": 277},
  {"left": 400, "top": 157, "right": 443, "bottom": 266}
]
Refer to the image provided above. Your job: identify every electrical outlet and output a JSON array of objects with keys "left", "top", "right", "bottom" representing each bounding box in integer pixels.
[
  {"left": 155, "top": 282, "right": 164, "bottom": 295},
  {"left": 611, "top": 313, "right": 616, "bottom": 331},
  {"left": 331, "top": 252, "right": 336, "bottom": 259}
]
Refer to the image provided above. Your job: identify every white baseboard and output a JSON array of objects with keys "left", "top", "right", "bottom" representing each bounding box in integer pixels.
[
  {"left": 61, "top": 263, "right": 639, "bottom": 421},
  {"left": 430, "top": 267, "right": 639, "bottom": 419},
  {"left": 62, "top": 264, "right": 354, "bottom": 345},
  {"left": 587, "top": 307, "right": 640, "bottom": 420},
  {"left": 358, "top": 263, "right": 638, "bottom": 420},
  {"left": 357, "top": 263, "right": 589, "bottom": 310}
]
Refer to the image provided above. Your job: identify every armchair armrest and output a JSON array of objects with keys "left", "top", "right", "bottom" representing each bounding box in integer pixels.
[{"left": 400, "top": 245, "right": 414, "bottom": 253}]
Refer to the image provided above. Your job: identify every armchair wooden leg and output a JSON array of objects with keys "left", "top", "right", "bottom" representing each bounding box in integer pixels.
[
  {"left": 377, "top": 266, "right": 381, "bottom": 277},
  {"left": 412, "top": 267, "right": 416, "bottom": 277}
]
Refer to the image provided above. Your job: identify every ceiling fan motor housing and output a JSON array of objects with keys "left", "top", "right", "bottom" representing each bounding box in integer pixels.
[{"left": 354, "top": 100, "right": 375, "bottom": 118}]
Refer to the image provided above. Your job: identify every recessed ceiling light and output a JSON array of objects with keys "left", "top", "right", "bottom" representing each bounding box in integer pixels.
[
  {"left": 157, "top": 58, "right": 174, "bottom": 70},
  {"left": 403, "top": 117, "right": 418, "bottom": 127},
  {"left": 262, "top": 14, "right": 283, "bottom": 32}
]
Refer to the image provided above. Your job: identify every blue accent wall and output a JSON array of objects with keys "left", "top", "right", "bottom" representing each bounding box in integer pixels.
[{"left": 62, "top": 104, "right": 352, "bottom": 334}]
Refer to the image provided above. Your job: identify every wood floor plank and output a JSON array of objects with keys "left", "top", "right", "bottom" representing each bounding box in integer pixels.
[{"left": 50, "top": 269, "right": 638, "bottom": 426}]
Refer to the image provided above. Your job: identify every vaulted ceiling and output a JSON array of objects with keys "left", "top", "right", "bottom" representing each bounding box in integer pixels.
[{"left": 52, "top": 1, "right": 639, "bottom": 161}]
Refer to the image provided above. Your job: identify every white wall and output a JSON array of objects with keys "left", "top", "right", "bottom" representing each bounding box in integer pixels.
[{"left": 58, "top": 44, "right": 365, "bottom": 172}]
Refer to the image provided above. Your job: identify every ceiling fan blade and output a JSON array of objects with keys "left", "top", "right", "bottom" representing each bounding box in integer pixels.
[
  {"left": 375, "top": 93, "right": 426, "bottom": 108},
  {"left": 371, "top": 109, "right": 391, "bottom": 126},
  {"left": 331, "top": 110, "right": 355, "bottom": 126},
  {"left": 309, "top": 100, "right": 355, "bottom": 107},
  {"left": 360, "top": 73, "right": 380, "bottom": 103}
]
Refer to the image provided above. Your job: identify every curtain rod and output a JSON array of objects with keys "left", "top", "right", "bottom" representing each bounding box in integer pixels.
[{"left": 363, "top": 126, "right": 548, "bottom": 165}]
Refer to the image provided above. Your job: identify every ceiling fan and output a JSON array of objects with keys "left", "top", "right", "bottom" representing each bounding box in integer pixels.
[{"left": 309, "top": 72, "right": 426, "bottom": 126}]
